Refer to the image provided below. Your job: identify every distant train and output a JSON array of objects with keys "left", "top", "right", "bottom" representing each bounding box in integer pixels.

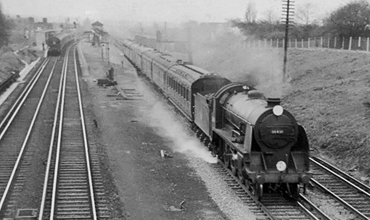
[
  {"left": 45, "top": 32, "right": 74, "bottom": 56},
  {"left": 121, "top": 39, "right": 312, "bottom": 200}
]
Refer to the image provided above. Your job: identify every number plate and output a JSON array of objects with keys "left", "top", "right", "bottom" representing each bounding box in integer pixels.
[{"left": 271, "top": 129, "right": 284, "bottom": 134}]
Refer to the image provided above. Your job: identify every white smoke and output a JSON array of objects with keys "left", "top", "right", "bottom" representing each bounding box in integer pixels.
[
  {"left": 138, "top": 82, "right": 217, "bottom": 163},
  {"left": 191, "top": 29, "right": 286, "bottom": 98}
]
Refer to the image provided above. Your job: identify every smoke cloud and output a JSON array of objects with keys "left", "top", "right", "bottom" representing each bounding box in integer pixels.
[
  {"left": 138, "top": 82, "right": 217, "bottom": 163},
  {"left": 191, "top": 28, "right": 287, "bottom": 98}
]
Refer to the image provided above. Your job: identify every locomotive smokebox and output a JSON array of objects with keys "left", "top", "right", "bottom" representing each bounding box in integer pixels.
[{"left": 266, "top": 98, "right": 281, "bottom": 107}]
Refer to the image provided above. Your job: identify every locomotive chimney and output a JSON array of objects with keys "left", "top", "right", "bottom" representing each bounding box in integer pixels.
[{"left": 267, "top": 98, "right": 281, "bottom": 107}]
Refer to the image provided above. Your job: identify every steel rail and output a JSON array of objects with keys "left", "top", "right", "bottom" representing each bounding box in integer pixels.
[
  {"left": 0, "top": 58, "right": 50, "bottom": 139},
  {"left": 216, "top": 159, "right": 277, "bottom": 220},
  {"left": 310, "top": 178, "right": 370, "bottom": 220},
  {"left": 298, "top": 194, "right": 331, "bottom": 220},
  {"left": 38, "top": 57, "right": 67, "bottom": 219},
  {"left": 310, "top": 157, "right": 370, "bottom": 198},
  {"left": 50, "top": 47, "right": 70, "bottom": 219},
  {"left": 73, "top": 47, "right": 98, "bottom": 219},
  {"left": 0, "top": 58, "right": 49, "bottom": 130},
  {"left": 0, "top": 58, "right": 57, "bottom": 211}
]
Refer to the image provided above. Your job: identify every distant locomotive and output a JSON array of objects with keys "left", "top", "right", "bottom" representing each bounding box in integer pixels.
[
  {"left": 122, "top": 39, "right": 312, "bottom": 200},
  {"left": 45, "top": 32, "right": 74, "bottom": 56}
]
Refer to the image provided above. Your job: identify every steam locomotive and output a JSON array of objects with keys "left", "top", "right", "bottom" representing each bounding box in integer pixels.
[
  {"left": 45, "top": 31, "right": 75, "bottom": 56},
  {"left": 121, "top": 39, "right": 312, "bottom": 200}
]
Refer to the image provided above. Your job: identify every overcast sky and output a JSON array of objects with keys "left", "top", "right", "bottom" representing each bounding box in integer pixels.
[{"left": 1, "top": 0, "right": 357, "bottom": 23}]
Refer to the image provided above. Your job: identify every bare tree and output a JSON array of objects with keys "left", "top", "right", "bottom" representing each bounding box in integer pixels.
[
  {"left": 264, "top": 9, "right": 278, "bottom": 24},
  {"left": 296, "top": 2, "right": 316, "bottom": 25},
  {"left": 245, "top": 1, "right": 257, "bottom": 23}
]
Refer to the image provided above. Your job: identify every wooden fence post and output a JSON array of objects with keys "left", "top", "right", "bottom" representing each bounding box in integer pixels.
[
  {"left": 358, "top": 36, "right": 361, "bottom": 48},
  {"left": 342, "top": 37, "right": 345, "bottom": 49},
  {"left": 334, "top": 37, "right": 337, "bottom": 49},
  {"left": 349, "top": 37, "right": 352, "bottom": 50},
  {"left": 367, "top": 37, "right": 369, "bottom": 51},
  {"left": 308, "top": 38, "right": 310, "bottom": 48},
  {"left": 301, "top": 39, "right": 304, "bottom": 48}
]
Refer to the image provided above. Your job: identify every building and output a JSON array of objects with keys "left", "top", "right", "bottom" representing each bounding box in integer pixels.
[
  {"left": 92, "top": 21, "right": 104, "bottom": 32},
  {"left": 34, "top": 17, "right": 53, "bottom": 30}
]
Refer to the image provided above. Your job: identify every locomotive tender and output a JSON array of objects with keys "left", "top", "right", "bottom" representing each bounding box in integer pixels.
[
  {"left": 45, "top": 31, "right": 74, "bottom": 56},
  {"left": 122, "top": 39, "right": 312, "bottom": 200}
]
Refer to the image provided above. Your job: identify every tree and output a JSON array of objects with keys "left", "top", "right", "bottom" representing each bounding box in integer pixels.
[
  {"left": 0, "top": 4, "right": 11, "bottom": 48},
  {"left": 245, "top": 1, "right": 257, "bottom": 23},
  {"left": 296, "top": 2, "right": 316, "bottom": 25},
  {"left": 324, "top": 0, "right": 370, "bottom": 38},
  {"left": 264, "top": 9, "right": 279, "bottom": 24}
]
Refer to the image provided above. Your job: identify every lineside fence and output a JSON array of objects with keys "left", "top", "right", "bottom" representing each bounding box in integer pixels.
[{"left": 245, "top": 36, "right": 370, "bottom": 52}]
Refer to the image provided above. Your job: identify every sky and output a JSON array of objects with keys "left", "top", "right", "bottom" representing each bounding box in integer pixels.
[{"left": 0, "top": 0, "right": 359, "bottom": 24}]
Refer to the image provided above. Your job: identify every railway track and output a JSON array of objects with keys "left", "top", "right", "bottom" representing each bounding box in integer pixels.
[
  {"left": 213, "top": 152, "right": 370, "bottom": 220},
  {"left": 211, "top": 160, "right": 324, "bottom": 220},
  {"left": 38, "top": 45, "right": 110, "bottom": 219},
  {"left": 307, "top": 156, "right": 370, "bottom": 220},
  {"left": 0, "top": 43, "right": 112, "bottom": 219},
  {"left": 0, "top": 56, "right": 55, "bottom": 218}
]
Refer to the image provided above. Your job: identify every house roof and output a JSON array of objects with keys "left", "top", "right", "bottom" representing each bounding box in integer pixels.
[{"left": 92, "top": 21, "right": 103, "bottom": 26}]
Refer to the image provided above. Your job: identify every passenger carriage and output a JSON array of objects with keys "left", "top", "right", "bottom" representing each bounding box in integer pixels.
[{"left": 166, "top": 63, "right": 230, "bottom": 121}]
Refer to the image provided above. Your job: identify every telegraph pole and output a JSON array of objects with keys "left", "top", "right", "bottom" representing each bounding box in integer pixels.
[
  {"left": 107, "top": 41, "right": 110, "bottom": 66},
  {"left": 187, "top": 26, "right": 193, "bottom": 64},
  {"left": 282, "top": 0, "right": 294, "bottom": 81}
]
